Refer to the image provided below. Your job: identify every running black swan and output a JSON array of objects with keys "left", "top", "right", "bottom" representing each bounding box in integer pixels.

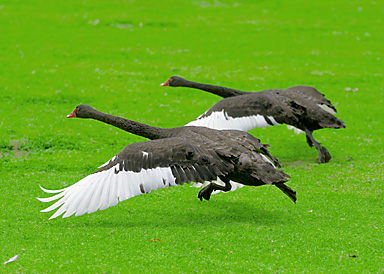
[
  {"left": 161, "top": 76, "right": 346, "bottom": 163},
  {"left": 37, "top": 105, "right": 295, "bottom": 219}
]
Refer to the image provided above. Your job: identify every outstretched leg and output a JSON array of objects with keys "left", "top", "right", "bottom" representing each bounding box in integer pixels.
[
  {"left": 304, "top": 129, "right": 331, "bottom": 163},
  {"left": 275, "top": 182, "right": 296, "bottom": 203},
  {"left": 306, "top": 134, "right": 313, "bottom": 147},
  {"left": 198, "top": 177, "right": 232, "bottom": 201}
]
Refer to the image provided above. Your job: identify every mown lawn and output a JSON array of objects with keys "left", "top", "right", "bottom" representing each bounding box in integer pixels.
[{"left": 1, "top": 0, "right": 383, "bottom": 273}]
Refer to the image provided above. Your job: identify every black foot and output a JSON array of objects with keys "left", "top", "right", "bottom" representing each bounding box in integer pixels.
[
  {"left": 198, "top": 184, "right": 213, "bottom": 201},
  {"left": 304, "top": 129, "right": 331, "bottom": 163},
  {"left": 318, "top": 146, "right": 331, "bottom": 163}
]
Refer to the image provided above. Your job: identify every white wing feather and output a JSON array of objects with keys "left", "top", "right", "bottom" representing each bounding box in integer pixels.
[
  {"left": 38, "top": 165, "right": 177, "bottom": 219},
  {"left": 186, "top": 110, "right": 279, "bottom": 131}
]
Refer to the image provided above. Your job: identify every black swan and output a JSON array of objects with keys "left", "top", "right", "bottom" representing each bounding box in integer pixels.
[
  {"left": 160, "top": 76, "right": 346, "bottom": 163},
  {"left": 37, "top": 105, "right": 296, "bottom": 219}
]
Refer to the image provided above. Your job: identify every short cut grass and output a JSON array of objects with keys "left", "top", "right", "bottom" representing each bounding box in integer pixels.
[{"left": 1, "top": 0, "right": 384, "bottom": 273}]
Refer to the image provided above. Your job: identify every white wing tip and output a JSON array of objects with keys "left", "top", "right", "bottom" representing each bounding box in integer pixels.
[
  {"left": 48, "top": 214, "right": 60, "bottom": 220},
  {"left": 36, "top": 197, "right": 48, "bottom": 202},
  {"left": 39, "top": 184, "right": 66, "bottom": 194}
]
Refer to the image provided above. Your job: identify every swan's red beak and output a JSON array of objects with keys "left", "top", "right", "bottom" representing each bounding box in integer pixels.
[
  {"left": 160, "top": 79, "right": 171, "bottom": 86},
  {"left": 66, "top": 108, "right": 77, "bottom": 118}
]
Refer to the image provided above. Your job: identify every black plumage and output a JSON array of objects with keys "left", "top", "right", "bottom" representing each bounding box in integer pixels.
[
  {"left": 37, "top": 105, "right": 295, "bottom": 219},
  {"left": 161, "top": 76, "right": 346, "bottom": 163}
]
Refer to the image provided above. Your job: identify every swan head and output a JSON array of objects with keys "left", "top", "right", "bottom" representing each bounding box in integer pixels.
[
  {"left": 160, "top": 76, "right": 187, "bottom": 87},
  {"left": 67, "top": 104, "right": 96, "bottom": 118}
]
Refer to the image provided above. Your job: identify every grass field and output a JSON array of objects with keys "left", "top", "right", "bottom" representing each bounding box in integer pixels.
[{"left": 1, "top": 0, "right": 384, "bottom": 272}]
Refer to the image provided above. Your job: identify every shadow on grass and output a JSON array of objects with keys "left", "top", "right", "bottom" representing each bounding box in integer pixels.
[{"left": 43, "top": 199, "right": 294, "bottom": 230}]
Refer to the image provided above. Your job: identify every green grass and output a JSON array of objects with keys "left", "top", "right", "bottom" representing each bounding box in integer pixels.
[{"left": 1, "top": 0, "right": 384, "bottom": 272}]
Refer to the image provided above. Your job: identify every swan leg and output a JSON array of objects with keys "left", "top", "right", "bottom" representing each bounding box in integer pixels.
[
  {"left": 198, "top": 177, "right": 232, "bottom": 201},
  {"left": 304, "top": 129, "right": 331, "bottom": 163},
  {"left": 305, "top": 133, "right": 314, "bottom": 147}
]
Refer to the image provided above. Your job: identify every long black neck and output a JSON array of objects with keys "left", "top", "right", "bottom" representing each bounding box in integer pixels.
[
  {"left": 178, "top": 79, "right": 247, "bottom": 98},
  {"left": 90, "top": 110, "right": 168, "bottom": 140}
]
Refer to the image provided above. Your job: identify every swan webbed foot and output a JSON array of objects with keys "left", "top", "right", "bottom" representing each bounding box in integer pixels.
[
  {"left": 198, "top": 190, "right": 212, "bottom": 201},
  {"left": 198, "top": 184, "right": 214, "bottom": 201},
  {"left": 304, "top": 129, "right": 332, "bottom": 164},
  {"left": 197, "top": 178, "right": 232, "bottom": 201},
  {"left": 318, "top": 146, "right": 331, "bottom": 163}
]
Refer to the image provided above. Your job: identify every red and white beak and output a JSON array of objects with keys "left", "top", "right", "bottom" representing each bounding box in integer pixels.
[
  {"left": 66, "top": 108, "right": 77, "bottom": 118},
  {"left": 160, "top": 79, "right": 171, "bottom": 86}
]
